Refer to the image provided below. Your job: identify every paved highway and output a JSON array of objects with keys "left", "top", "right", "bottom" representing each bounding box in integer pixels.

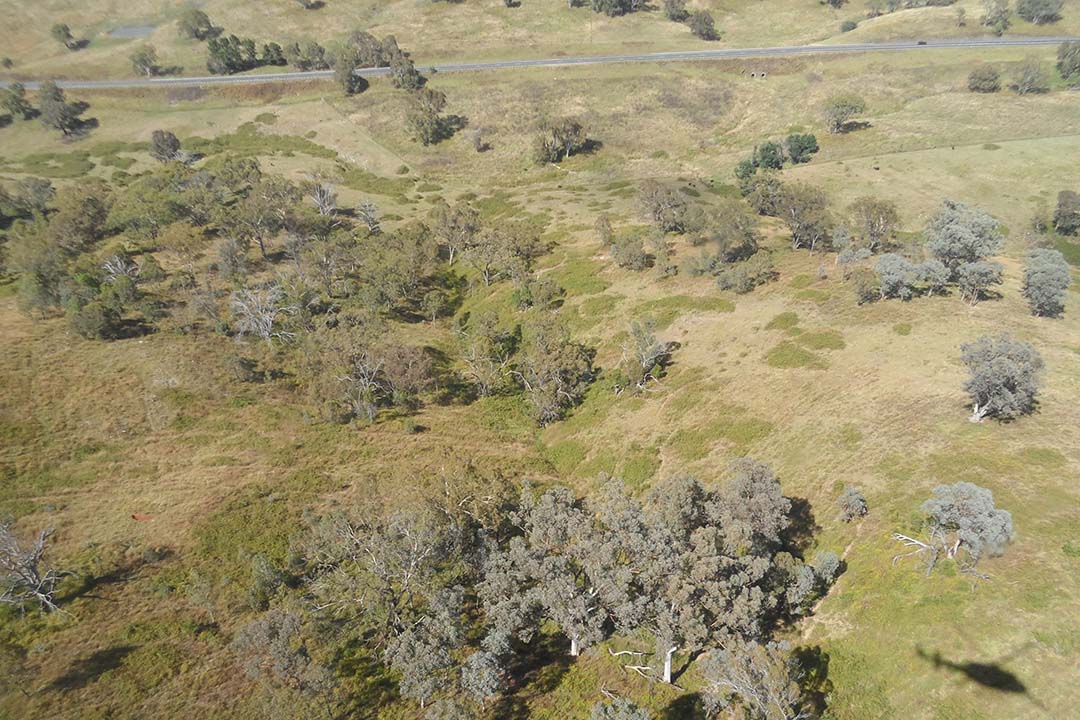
[{"left": 2, "top": 36, "right": 1076, "bottom": 90}]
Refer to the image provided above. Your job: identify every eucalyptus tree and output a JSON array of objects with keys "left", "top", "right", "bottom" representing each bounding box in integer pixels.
[{"left": 961, "top": 334, "right": 1043, "bottom": 422}]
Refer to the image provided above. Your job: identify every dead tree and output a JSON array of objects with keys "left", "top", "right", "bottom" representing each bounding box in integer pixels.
[{"left": 1, "top": 522, "right": 71, "bottom": 613}]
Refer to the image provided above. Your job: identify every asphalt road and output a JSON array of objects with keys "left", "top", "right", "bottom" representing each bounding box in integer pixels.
[{"left": 3, "top": 35, "right": 1076, "bottom": 90}]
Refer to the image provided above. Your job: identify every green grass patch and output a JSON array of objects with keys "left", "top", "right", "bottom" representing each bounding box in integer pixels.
[
  {"left": 337, "top": 162, "right": 415, "bottom": 199},
  {"left": 621, "top": 446, "right": 660, "bottom": 486},
  {"left": 547, "top": 258, "right": 610, "bottom": 296},
  {"left": 186, "top": 123, "right": 337, "bottom": 160},
  {"left": 253, "top": 112, "right": 278, "bottom": 125},
  {"left": 633, "top": 295, "right": 735, "bottom": 330},
  {"left": 765, "top": 311, "right": 800, "bottom": 332},
  {"left": 796, "top": 288, "right": 831, "bottom": 303},
  {"left": 789, "top": 274, "right": 815, "bottom": 289},
  {"left": 474, "top": 395, "right": 537, "bottom": 442},
  {"left": 893, "top": 322, "right": 913, "bottom": 336},
  {"left": 543, "top": 440, "right": 587, "bottom": 476},
  {"left": 797, "top": 329, "right": 846, "bottom": 351},
  {"left": 0, "top": 151, "right": 95, "bottom": 178},
  {"left": 1054, "top": 237, "right": 1080, "bottom": 267},
  {"left": 667, "top": 410, "right": 773, "bottom": 461},
  {"left": 765, "top": 341, "right": 824, "bottom": 368}
]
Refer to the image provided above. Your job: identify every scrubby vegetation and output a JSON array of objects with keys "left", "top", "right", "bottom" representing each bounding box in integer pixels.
[{"left": 1, "top": 9, "right": 1078, "bottom": 720}]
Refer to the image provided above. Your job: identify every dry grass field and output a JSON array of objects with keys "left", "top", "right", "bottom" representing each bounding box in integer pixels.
[
  {"left": 2, "top": 0, "right": 1078, "bottom": 79},
  {"left": 1, "top": 34, "right": 1079, "bottom": 720}
]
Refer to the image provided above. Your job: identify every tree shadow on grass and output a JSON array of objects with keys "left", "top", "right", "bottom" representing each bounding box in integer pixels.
[
  {"left": 663, "top": 692, "right": 705, "bottom": 719},
  {"left": 783, "top": 497, "right": 820, "bottom": 558},
  {"left": 49, "top": 645, "right": 136, "bottom": 691}
]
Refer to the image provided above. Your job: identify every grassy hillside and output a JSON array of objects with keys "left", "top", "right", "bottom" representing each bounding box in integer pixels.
[
  {"left": 2, "top": 0, "right": 1079, "bottom": 79},
  {"left": 2, "top": 42, "right": 1079, "bottom": 720}
]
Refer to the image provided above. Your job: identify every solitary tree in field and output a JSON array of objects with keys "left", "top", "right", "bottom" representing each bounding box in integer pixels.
[
  {"left": 130, "top": 45, "right": 159, "bottom": 76},
  {"left": 1, "top": 521, "right": 70, "bottom": 613},
  {"left": 51, "top": 23, "right": 77, "bottom": 50},
  {"left": 1022, "top": 248, "right": 1071, "bottom": 317},
  {"left": 894, "top": 482, "right": 1013, "bottom": 576},
  {"left": 838, "top": 487, "right": 868, "bottom": 522},
  {"left": 961, "top": 334, "right": 1043, "bottom": 422},
  {"left": 1053, "top": 190, "right": 1080, "bottom": 235},
  {"left": 37, "top": 81, "right": 82, "bottom": 136},
  {"left": 150, "top": 129, "right": 181, "bottom": 162},
  {"left": 925, "top": 200, "right": 1002, "bottom": 276},
  {"left": 1, "top": 83, "right": 35, "bottom": 121},
  {"left": 967, "top": 65, "right": 1001, "bottom": 93},
  {"left": 1012, "top": 57, "right": 1050, "bottom": 94},
  {"left": 533, "top": 118, "right": 588, "bottom": 164},
  {"left": 177, "top": 8, "right": 216, "bottom": 40},
  {"left": 822, "top": 94, "right": 866, "bottom": 134}
]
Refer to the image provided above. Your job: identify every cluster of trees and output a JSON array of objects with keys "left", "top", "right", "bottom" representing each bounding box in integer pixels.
[
  {"left": 2, "top": 142, "right": 602, "bottom": 425},
  {"left": 634, "top": 180, "right": 774, "bottom": 289},
  {"left": 0, "top": 81, "right": 89, "bottom": 136},
  {"left": 868, "top": 200, "right": 1003, "bottom": 304},
  {"left": 968, "top": 57, "right": 1052, "bottom": 95},
  {"left": 253, "top": 461, "right": 838, "bottom": 716},
  {"left": 735, "top": 134, "right": 820, "bottom": 187},
  {"left": 533, "top": 118, "right": 589, "bottom": 164},
  {"left": 207, "top": 34, "right": 287, "bottom": 74},
  {"left": 663, "top": 0, "right": 719, "bottom": 40},
  {"left": 977, "top": 0, "right": 1064, "bottom": 34}
]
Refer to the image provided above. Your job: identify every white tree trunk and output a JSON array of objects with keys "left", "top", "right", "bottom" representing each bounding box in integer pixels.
[
  {"left": 570, "top": 635, "right": 579, "bottom": 657},
  {"left": 662, "top": 646, "right": 678, "bottom": 683}
]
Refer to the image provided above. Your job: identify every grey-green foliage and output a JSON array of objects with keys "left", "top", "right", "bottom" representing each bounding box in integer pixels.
[
  {"left": 611, "top": 233, "right": 648, "bottom": 270},
  {"left": 1016, "top": 0, "right": 1063, "bottom": 24},
  {"left": 478, "top": 485, "right": 615, "bottom": 656},
  {"left": 700, "top": 640, "right": 809, "bottom": 720},
  {"left": 590, "top": 697, "right": 653, "bottom": 720},
  {"left": 961, "top": 333, "right": 1043, "bottom": 421},
  {"left": 875, "top": 253, "right": 916, "bottom": 299},
  {"left": 922, "top": 482, "right": 1014, "bottom": 568},
  {"left": 1022, "top": 248, "right": 1071, "bottom": 317},
  {"left": 514, "top": 315, "right": 594, "bottom": 425},
  {"left": 1, "top": 82, "right": 35, "bottom": 121},
  {"left": 925, "top": 200, "right": 1002, "bottom": 276},
  {"left": 460, "top": 650, "right": 503, "bottom": 706},
  {"left": 386, "top": 590, "right": 463, "bottom": 708},
  {"left": 956, "top": 260, "right": 1003, "bottom": 304},
  {"left": 229, "top": 610, "right": 335, "bottom": 704},
  {"left": 716, "top": 252, "right": 776, "bottom": 293},
  {"left": 915, "top": 258, "right": 949, "bottom": 295},
  {"left": 837, "top": 487, "right": 868, "bottom": 522}
]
